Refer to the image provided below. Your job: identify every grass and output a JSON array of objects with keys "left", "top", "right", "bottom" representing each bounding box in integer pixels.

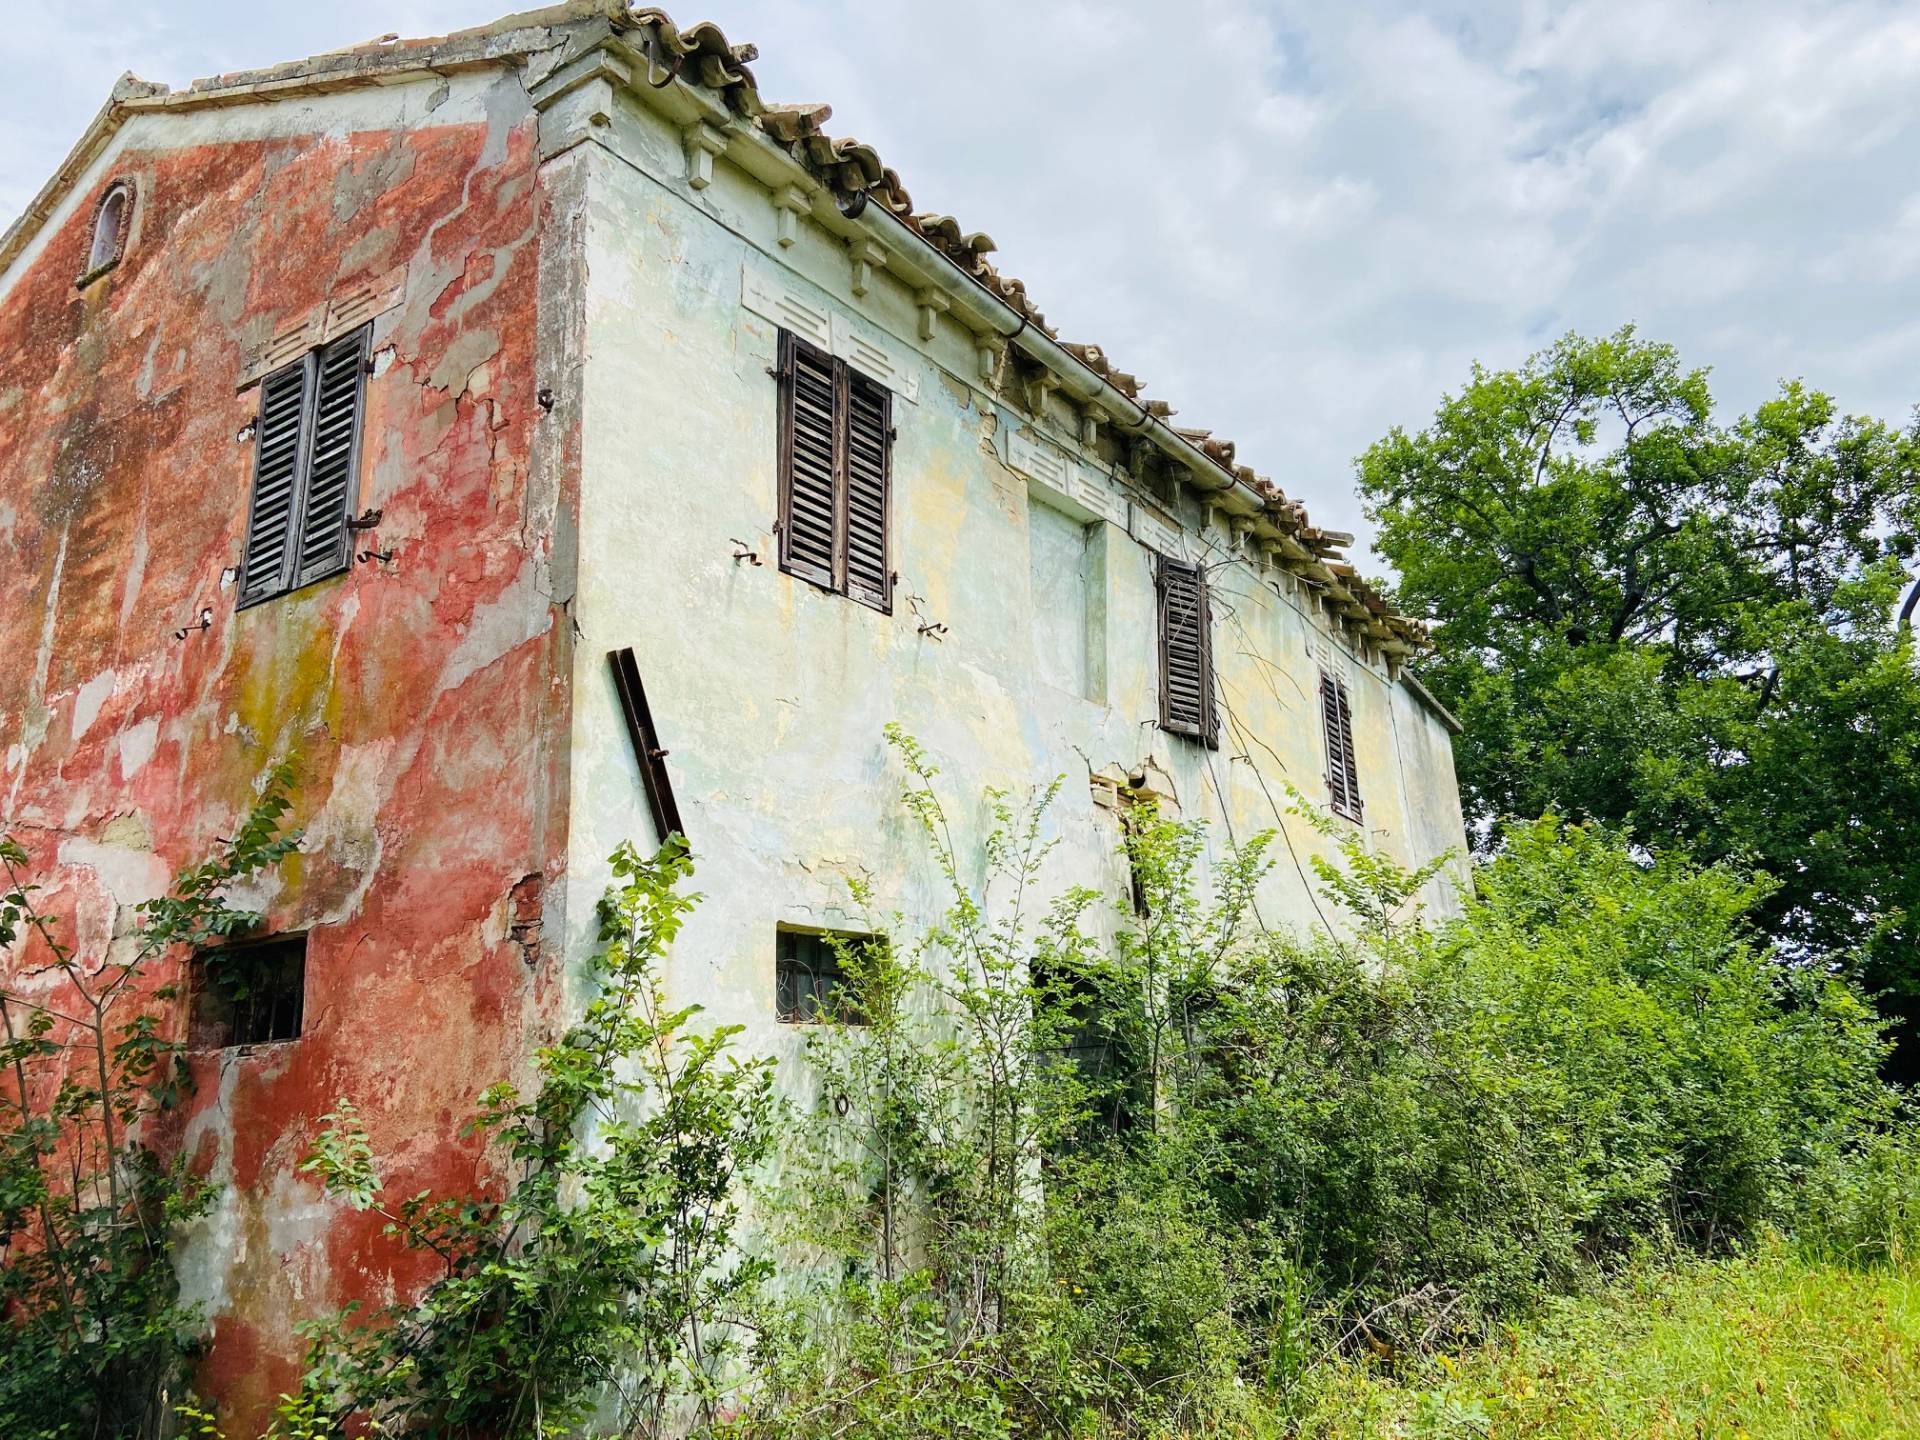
[{"left": 1288, "top": 1246, "right": 1920, "bottom": 1439}]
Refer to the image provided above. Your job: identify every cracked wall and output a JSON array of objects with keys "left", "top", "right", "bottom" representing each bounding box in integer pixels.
[
  {"left": 0, "top": 67, "right": 576, "bottom": 1426},
  {"left": 0, "top": 19, "right": 1472, "bottom": 1424},
  {"left": 563, "top": 91, "right": 1471, "bottom": 1084}
]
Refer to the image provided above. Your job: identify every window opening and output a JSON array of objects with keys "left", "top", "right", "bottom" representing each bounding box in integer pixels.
[
  {"left": 775, "top": 927, "right": 878, "bottom": 1024},
  {"left": 191, "top": 934, "right": 307, "bottom": 1048},
  {"left": 78, "top": 179, "right": 135, "bottom": 284}
]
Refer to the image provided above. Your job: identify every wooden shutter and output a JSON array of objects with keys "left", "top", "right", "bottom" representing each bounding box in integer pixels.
[
  {"left": 778, "top": 331, "right": 838, "bottom": 589},
  {"left": 1157, "top": 557, "right": 1217, "bottom": 744},
  {"left": 776, "top": 330, "right": 894, "bottom": 609},
  {"left": 843, "top": 371, "right": 892, "bottom": 611},
  {"left": 237, "top": 358, "right": 312, "bottom": 606},
  {"left": 293, "top": 327, "right": 368, "bottom": 588},
  {"left": 1321, "top": 671, "right": 1362, "bottom": 819},
  {"left": 237, "top": 323, "right": 368, "bottom": 609}
]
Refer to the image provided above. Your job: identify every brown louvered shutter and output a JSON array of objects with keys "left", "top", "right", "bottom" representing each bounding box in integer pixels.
[
  {"left": 1157, "top": 557, "right": 1217, "bottom": 744},
  {"left": 238, "top": 358, "right": 311, "bottom": 607},
  {"left": 778, "top": 331, "right": 838, "bottom": 590},
  {"left": 843, "top": 371, "right": 892, "bottom": 612},
  {"left": 294, "top": 327, "right": 369, "bottom": 588},
  {"left": 1321, "top": 671, "right": 1362, "bottom": 819}
]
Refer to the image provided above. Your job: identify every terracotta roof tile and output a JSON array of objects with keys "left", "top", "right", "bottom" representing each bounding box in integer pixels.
[
  {"left": 611, "top": 7, "right": 1420, "bottom": 645},
  {"left": 4, "top": 0, "right": 1424, "bottom": 650}
]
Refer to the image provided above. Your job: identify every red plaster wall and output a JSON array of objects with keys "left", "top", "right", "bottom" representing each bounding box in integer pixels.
[{"left": 0, "top": 90, "right": 572, "bottom": 1425}]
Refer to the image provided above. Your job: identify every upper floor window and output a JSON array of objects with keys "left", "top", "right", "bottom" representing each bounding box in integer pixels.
[
  {"left": 774, "top": 330, "right": 893, "bottom": 613},
  {"left": 77, "top": 179, "right": 135, "bottom": 286},
  {"left": 1156, "top": 556, "right": 1217, "bottom": 745},
  {"left": 1320, "top": 669, "right": 1363, "bottom": 821},
  {"left": 238, "top": 325, "right": 371, "bottom": 608}
]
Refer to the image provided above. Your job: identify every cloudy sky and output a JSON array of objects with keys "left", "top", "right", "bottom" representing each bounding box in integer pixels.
[{"left": 4, "top": 0, "right": 1917, "bottom": 562}]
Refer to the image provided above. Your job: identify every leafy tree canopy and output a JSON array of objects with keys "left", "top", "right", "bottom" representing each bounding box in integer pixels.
[{"left": 1358, "top": 327, "right": 1920, "bottom": 1067}]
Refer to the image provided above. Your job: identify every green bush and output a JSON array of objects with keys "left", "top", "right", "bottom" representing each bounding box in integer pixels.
[
  {"left": 1793, "top": 1118, "right": 1920, "bottom": 1266},
  {"left": 295, "top": 836, "right": 778, "bottom": 1438},
  {"left": 0, "top": 765, "right": 299, "bottom": 1440},
  {"left": 745, "top": 751, "right": 1906, "bottom": 1436},
  {"left": 155, "top": 738, "right": 1911, "bottom": 1438},
  {"left": 1166, "top": 815, "right": 1896, "bottom": 1353}
]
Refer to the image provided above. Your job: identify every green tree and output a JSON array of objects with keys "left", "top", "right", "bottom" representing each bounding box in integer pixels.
[
  {"left": 1358, "top": 327, "right": 1920, "bottom": 1068},
  {"left": 0, "top": 763, "right": 300, "bottom": 1438},
  {"left": 298, "top": 835, "right": 777, "bottom": 1438}
]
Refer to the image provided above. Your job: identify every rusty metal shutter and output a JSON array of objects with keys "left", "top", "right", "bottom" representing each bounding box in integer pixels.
[
  {"left": 1157, "top": 557, "right": 1217, "bottom": 744},
  {"left": 778, "top": 330, "right": 838, "bottom": 590},
  {"left": 1321, "top": 670, "right": 1362, "bottom": 819},
  {"left": 293, "top": 327, "right": 369, "bottom": 588},
  {"left": 238, "top": 359, "right": 311, "bottom": 606},
  {"left": 609, "top": 646, "right": 686, "bottom": 848},
  {"left": 843, "top": 371, "right": 892, "bottom": 611}
]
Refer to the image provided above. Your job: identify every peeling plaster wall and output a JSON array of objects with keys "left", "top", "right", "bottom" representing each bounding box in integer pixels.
[
  {"left": 0, "top": 67, "right": 575, "bottom": 1424},
  {"left": 565, "top": 90, "right": 1471, "bottom": 1062},
  {"left": 0, "top": 22, "right": 1469, "bottom": 1417}
]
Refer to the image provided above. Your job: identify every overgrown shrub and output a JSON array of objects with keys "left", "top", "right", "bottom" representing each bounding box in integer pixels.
[
  {"left": 1167, "top": 814, "right": 1895, "bottom": 1360},
  {"left": 1792, "top": 1118, "right": 1920, "bottom": 1266},
  {"left": 734, "top": 739, "right": 1909, "bottom": 1437},
  {"left": 0, "top": 764, "right": 299, "bottom": 1439},
  {"left": 297, "top": 836, "right": 776, "bottom": 1437},
  {"left": 112, "top": 733, "right": 1914, "bottom": 1438}
]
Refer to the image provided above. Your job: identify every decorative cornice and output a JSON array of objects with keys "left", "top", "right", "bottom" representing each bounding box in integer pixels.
[{"left": 0, "top": 0, "right": 1427, "bottom": 651}]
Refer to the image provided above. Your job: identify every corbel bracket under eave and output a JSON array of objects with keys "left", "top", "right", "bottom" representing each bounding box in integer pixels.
[
  {"left": 848, "top": 237, "right": 888, "bottom": 298},
  {"left": 526, "top": 47, "right": 634, "bottom": 158},
  {"left": 772, "top": 184, "right": 811, "bottom": 247},
  {"left": 915, "top": 288, "right": 950, "bottom": 342},
  {"left": 684, "top": 121, "right": 730, "bottom": 190},
  {"left": 975, "top": 335, "right": 1007, "bottom": 382},
  {"left": 1024, "top": 366, "right": 1061, "bottom": 415}
]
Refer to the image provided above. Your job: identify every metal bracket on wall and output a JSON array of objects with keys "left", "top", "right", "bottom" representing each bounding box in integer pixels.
[{"left": 609, "top": 647, "right": 686, "bottom": 849}]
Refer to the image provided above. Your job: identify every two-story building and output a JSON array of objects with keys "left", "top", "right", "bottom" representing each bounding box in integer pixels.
[{"left": 0, "top": 2, "right": 1467, "bottom": 1420}]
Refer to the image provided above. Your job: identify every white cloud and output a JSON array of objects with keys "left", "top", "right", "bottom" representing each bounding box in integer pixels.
[{"left": 3, "top": 0, "right": 1917, "bottom": 568}]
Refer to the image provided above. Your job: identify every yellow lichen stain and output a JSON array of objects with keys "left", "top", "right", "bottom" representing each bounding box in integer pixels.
[
  {"left": 230, "top": 595, "right": 340, "bottom": 755},
  {"left": 98, "top": 812, "right": 152, "bottom": 850},
  {"left": 221, "top": 1191, "right": 276, "bottom": 1314},
  {"left": 221, "top": 588, "right": 350, "bottom": 894},
  {"left": 897, "top": 453, "right": 970, "bottom": 627}
]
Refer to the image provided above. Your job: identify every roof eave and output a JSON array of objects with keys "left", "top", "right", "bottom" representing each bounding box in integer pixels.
[
  {"left": 1400, "top": 669, "right": 1464, "bottom": 736},
  {"left": 0, "top": 74, "right": 162, "bottom": 283}
]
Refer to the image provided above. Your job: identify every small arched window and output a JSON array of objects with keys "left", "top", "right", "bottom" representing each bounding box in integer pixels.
[{"left": 78, "top": 179, "right": 135, "bottom": 286}]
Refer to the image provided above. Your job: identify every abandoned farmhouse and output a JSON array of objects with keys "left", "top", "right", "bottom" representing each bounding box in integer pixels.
[{"left": 0, "top": 0, "right": 1469, "bottom": 1417}]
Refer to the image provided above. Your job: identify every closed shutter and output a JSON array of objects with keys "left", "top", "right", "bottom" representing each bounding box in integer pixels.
[
  {"left": 238, "top": 359, "right": 311, "bottom": 606},
  {"left": 778, "top": 331, "right": 838, "bottom": 589},
  {"left": 237, "top": 322, "right": 369, "bottom": 609},
  {"left": 1157, "top": 557, "right": 1217, "bottom": 744},
  {"left": 1321, "top": 671, "right": 1362, "bottom": 819},
  {"left": 775, "top": 329, "right": 896, "bottom": 610},
  {"left": 843, "top": 371, "right": 892, "bottom": 611},
  {"left": 294, "top": 327, "right": 368, "bottom": 587}
]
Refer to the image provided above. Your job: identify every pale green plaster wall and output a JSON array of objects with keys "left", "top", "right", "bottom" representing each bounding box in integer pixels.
[{"left": 564, "top": 94, "right": 1469, "bottom": 1053}]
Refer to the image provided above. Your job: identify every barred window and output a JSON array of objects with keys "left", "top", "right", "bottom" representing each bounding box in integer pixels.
[
  {"left": 775, "top": 927, "right": 877, "bottom": 1024},
  {"left": 191, "top": 935, "right": 307, "bottom": 1048}
]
